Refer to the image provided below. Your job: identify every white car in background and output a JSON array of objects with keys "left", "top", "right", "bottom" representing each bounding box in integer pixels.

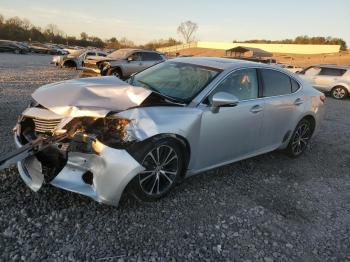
[
  {"left": 297, "top": 65, "right": 350, "bottom": 99},
  {"left": 277, "top": 64, "right": 303, "bottom": 73}
]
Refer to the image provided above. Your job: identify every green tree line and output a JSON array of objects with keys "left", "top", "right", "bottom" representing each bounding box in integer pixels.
[
  {"left": 0, "top": 14, "right": 181, "bottom": 50},
  {"left": 233, "top": 36, "right": 347, "bottom": 50}
]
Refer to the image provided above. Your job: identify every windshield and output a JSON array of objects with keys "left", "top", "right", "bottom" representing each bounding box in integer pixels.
[
  {"left": 107, "top": 49, "right": 130, "bottom": 59},
  {"left": 129, "top": 61, "right": 221, "bottom": 103},
  {"left": 69, "top": 49, "right": 85, "bottom": 57}
]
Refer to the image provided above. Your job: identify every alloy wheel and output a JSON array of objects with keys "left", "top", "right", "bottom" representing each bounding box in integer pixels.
[
  {"left": 291, "top": 122, "right": 311, "bottom": 156},
  {"left": 332, "top": 87, "right": 346, "bottom": 99},
  {"left": 139, "top": 145, "right": 179, "bottom": 196}
]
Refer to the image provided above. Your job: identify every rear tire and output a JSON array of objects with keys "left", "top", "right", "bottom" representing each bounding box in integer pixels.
[
  {"left": 286, "top": 119, "right": 312, "bottom": 158},
  {"left": 130, "top": 138, "right": 184, "bottom": 202},
  {"left": 331, "top": 86, "right": 348, "bottom": 100}
]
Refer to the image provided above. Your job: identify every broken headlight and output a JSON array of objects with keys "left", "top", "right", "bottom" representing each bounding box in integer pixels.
[{"left": 63, "top": 116, "right": 134, "bottom": 148}]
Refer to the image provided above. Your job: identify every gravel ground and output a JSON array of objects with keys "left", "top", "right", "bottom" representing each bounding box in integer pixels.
[{"left": 0, "top": 53, "right": 349, "bottom": 261}]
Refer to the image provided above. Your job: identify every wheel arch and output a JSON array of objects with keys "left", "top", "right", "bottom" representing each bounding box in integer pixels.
[
  {"left": 282, "top": 114, "right": 317, "bottom": 149},
  {"left": 301, "top": 114, "right": 316, "bottom": 135},
  {"left": 63, "top": 59, "right": 77, "bottom": 68},
  {"left": 109, "top": 66, "right": 123, "bottom": 76},
  {"left": 128, "top": 133, "right": 191, "bottom": 178},
  {"left": 332, "top": 84, "right": 350, "bottom": 93}
]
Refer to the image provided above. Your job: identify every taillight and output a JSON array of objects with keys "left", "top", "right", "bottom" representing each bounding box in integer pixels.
[{"left": 320, "top": 95, "right": 326, "bottom": 103}]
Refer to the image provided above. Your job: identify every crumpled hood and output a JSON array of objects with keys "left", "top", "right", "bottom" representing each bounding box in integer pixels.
[
  {"left": 32, "top": 76, "right": 151, "bottom": 117},
  {"left": 85, "top": 56, "right": 113, "bottom": 63}
]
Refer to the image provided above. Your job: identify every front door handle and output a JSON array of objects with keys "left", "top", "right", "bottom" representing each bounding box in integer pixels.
[
  {"left": 250, "top": 105, "right": 263, "bottom": 113},
  {"left": 294, "top": 98, "right": 304, "bottom": 106}
]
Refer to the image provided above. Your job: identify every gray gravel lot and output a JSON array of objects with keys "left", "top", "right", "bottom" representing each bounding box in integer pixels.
[{"left": 0, "top": 53, "right": 349, "bottom": 261}]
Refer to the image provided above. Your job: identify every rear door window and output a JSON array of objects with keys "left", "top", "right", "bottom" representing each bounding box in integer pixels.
[
  {"left": 319, "top": 67, "right": 346, "bottom": 76},
  {"left": 261, "top": 69, "right": 292, "bottom": 97},
  {"left": 142, "top": 52, "right": 162, "bottom": 61}
]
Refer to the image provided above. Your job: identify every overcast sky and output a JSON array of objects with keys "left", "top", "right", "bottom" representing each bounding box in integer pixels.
[{"left": 1, "top": 0, "right": 349, "bottom": 45}]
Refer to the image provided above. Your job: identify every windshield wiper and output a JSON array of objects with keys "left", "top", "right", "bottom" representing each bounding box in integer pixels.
[{"left": 136, "top": 80, "right": 185, "bottom": 104}]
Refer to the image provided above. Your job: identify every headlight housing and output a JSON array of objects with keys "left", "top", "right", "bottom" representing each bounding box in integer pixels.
[{"left": 63, "top": 116, "right": 134, "bottom": 148}]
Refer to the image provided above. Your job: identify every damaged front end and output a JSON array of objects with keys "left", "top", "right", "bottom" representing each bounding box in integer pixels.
[{"left": 2, "top": 106, "right": 144, "bottom": 206}]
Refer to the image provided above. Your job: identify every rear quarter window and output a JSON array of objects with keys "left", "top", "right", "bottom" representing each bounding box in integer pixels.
[{"left": 291, "top": 78, "right": 300, "bottom": 93}]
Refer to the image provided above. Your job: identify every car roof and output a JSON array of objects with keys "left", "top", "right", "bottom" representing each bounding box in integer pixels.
[
  {"left": 119, "top": 48, "right": 164, "bottom": 55},
  {"left": 313, "top": 64, "right": 350, "bottom": 70},
  {"left": 170, "top": 56, "right": 270, "bottom": 70}
]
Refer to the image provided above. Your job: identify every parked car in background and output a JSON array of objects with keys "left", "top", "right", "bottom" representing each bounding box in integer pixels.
[
  {"left": 0, "top": 57, "right": 325, "bottom": 206},
  {"left": 82, "top": 49, "right": 166, "bottom": 78},
  {"left": 46, "top": 44, "right": 68, "bottom": 55},
  {"left": 28, "top": 42, "right": 51, "bottom": 54},
  {"left": 60, "top": 49, "right": 107, "bottom": 69},
  {"left": 297, "top": 65, "right": 350, "bottom": 99},
  {"left": 0, "top": 40, "right": 29, "bottom": 54},
  {"left": 277, "top": 64, "right": 303, "bottom": 73}
]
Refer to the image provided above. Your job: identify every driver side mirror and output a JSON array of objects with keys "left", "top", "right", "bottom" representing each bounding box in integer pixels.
[
  {"left": 211, "top": 92, "right": 239, "bottom": 113},
  {"left": 127, "top": 56, "right": 133, "bottom": 62}
]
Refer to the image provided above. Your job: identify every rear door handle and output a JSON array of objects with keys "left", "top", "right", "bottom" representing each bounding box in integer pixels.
[
  {"left": 250, "top": 105, "right": 263, "bottom": 113},
  {"left": 294, "top": 98, "right": 304, "bottom": 106}
]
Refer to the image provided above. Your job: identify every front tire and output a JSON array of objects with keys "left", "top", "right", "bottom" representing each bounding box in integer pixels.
[
  {"left": 130, "top": 138, "right": 184, "bottom": 202},
  {"left": 286, "top": 119, "right": 312, "bottom": 158},
  {"left": 331, "top": 86, "right": 348, "bottom": 100},
  {"left": 108, "top": 68, "right": 122, "bottom": 78}
]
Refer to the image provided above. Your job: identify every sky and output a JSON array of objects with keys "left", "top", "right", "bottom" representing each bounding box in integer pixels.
[{"left": 1, "top": 0, "right": 350, "bottom": 45}]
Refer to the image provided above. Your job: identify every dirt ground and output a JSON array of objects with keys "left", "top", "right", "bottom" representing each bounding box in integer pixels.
[
  {"left": 0, "top": 53, "right": 349, "bottom": 261},
  {"left": 173, "top": 48, "right": 350, "bottom": 67}
]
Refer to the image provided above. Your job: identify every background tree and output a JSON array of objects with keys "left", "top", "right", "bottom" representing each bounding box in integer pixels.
[
  {"left": 118, "top": 37, "right": 135, "bottom": 48},
  {"left": 80, "top": 32, "right": 88, "bottom": 40},
  {"left": 235, "top": 35, "right": 347, "bottom": 50},
  {"left": 177, "top": 21, "right": 198, "bottom": 43},
  {"left": 105, "top": 37, "right": 120, "bottom": 49},
  {"left": 22, "top": 18, "right": 31, "bottom": 31},
  {"left": 142, "top": 37, "right": 182, "bottom": 50}
]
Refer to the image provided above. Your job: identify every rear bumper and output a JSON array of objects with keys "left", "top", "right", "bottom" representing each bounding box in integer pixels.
[{"left": 14, "top": 134, "right": 144, "bottom": 206}]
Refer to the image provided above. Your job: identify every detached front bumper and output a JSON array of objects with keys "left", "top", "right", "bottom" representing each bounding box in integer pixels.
[
  {"left": 14, "top": 134, "right": 144, "bottom": 206},
  {"left": 81, "top": 67, "right": 101, "bottom": 77}
]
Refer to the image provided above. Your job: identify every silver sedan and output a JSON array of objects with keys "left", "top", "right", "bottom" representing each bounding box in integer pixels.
[{"left": 0, "top": 57, "right": 325, "bottom": 206}]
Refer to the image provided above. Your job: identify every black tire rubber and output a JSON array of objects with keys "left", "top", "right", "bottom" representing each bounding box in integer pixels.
[
  {"left": 286, "top": 119, "right": 312, "bottom": 158},
  {"left": 130, "top": 138, "right": 184, "bottom": 202},
  {"left": 331, "top": 86, "right": 348, "bottom": 100},
  {"left": 108, "top": 68, "right": 122, "bottom": 78}
]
